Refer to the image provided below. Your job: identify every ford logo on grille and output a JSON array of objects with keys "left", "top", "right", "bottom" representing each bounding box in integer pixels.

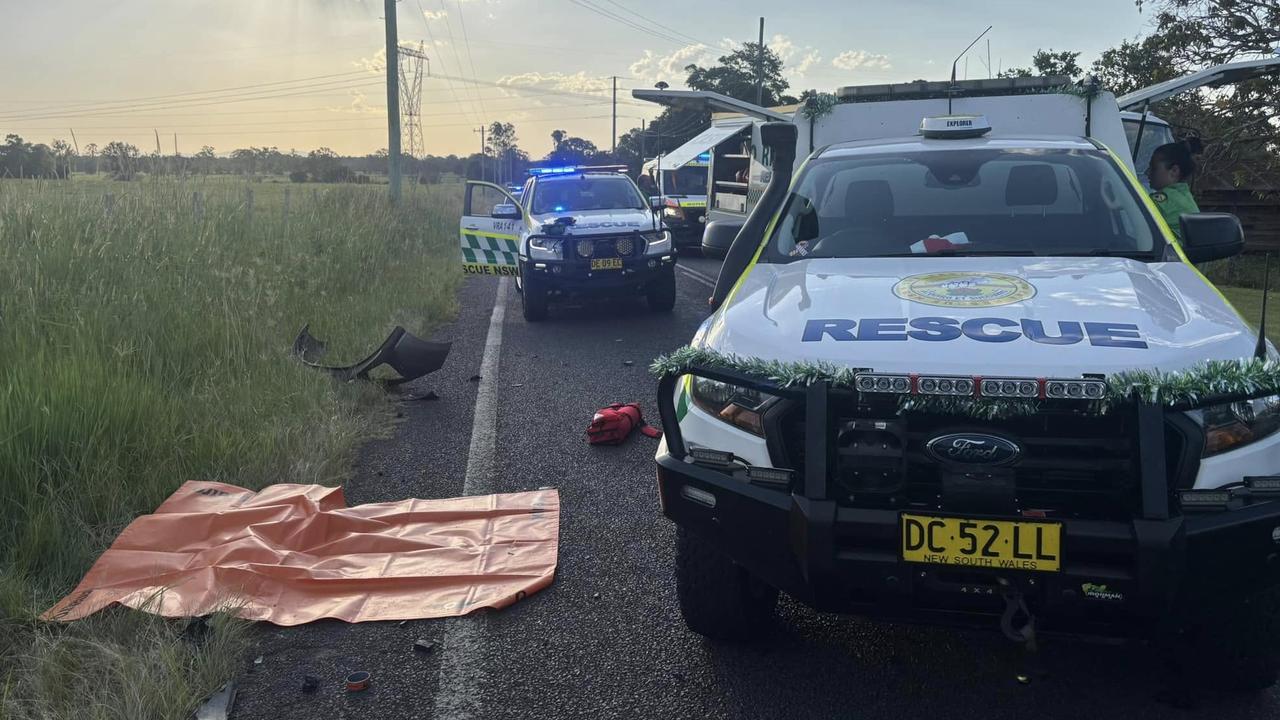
[{"left": 925, "top": 433, "right": 1022, "bottom": 466}]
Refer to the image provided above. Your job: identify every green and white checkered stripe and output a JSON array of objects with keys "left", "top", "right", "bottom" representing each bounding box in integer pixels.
[{"left": 460, "top": 232, "right": 519, "bottom": 267}]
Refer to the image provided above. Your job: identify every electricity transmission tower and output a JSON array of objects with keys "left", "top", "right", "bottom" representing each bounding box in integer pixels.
[{"left": 397, "top": 42, "right": 429, "bottom": 162}]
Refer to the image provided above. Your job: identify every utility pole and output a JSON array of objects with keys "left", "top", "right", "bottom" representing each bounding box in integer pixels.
[
  {"left": 475, "top": 125, "right": 486, "bottom": 183},
  {"left": 384, "top": 0, "right": 402, "bottom": 203},
  {"left": 640, "top": 118, "right": 646, "bottom": 160},
  {"left": 611, "top": 76, "right": 618, "bottom": 155},
  {"left": 755, "top": 17, "right": 765, "bottom": 106}
]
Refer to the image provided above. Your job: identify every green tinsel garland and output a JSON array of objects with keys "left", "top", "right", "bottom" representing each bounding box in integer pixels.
[{"left": 650, "top": 346, "right": 1280, "bottom": 419}]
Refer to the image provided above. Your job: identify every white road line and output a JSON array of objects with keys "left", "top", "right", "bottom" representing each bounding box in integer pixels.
[
  {"left": 432, "top": 275, "right": 508, "bottom": 720},
  {"left": 677, "top": 264, "right": 716, "bottom": 288}
]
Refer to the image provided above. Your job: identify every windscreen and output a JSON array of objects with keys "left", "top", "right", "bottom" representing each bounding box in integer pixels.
[
  {"left": 530, "top": 175, "right": 647, "bottom": 214},
  {"left": 663, "top": 166, "right": 709, "bottom": 195},
  {"left": 768, "top": 148, "right": 1161, "bottom": 261},
  {"left": 1123, "top": 119, "right": 1176, "bottom": 190}
]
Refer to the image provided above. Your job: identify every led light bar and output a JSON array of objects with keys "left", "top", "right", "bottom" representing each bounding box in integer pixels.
[
  {"left": 1245, "top": 477, "right": 1280, "bottom": 495},
  {"left": 980, "top": 377, "right": 1040, "bottom": 399},
  {"left": 855, "top": 373, "right": 912, "bottom": 394},
  {"left": 689, "top": 446, "right": 735, "bottom": 466},
  {"left": 1178, "top": 488, "right": 1235, "bottom": 508},
  {"left": 745, "top": 466, "right": 794, "bottom": 488},
  {"left": 1044, "top": 379, "right": 1107, "bottom": 400},
  {"left": 854, "top": 372, "right": 1107, "bottom": 401},
  {"left": 916, "top": 375, "right": 975, "bottom": 396}
]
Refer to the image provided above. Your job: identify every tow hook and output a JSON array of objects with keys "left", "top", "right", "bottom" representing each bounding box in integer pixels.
[{"left": 998, "top": 578, "right": 1047, "bottom": 684}]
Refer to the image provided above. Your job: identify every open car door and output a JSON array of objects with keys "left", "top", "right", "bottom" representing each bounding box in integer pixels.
[
  {"left": 460, "top": 181, "right": 523, "bottom": 277},
  {"left": 1117, "top": 57, "right": 1280, "bottom": 110}
]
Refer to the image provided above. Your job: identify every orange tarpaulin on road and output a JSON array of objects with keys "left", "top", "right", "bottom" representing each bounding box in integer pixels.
[{"left": 43, "top": 481, "right": 559, "bottom": 625}]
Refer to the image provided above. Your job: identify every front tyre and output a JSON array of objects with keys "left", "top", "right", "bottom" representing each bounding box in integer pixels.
[
  {"left": 646, "top": 267, "right": 676, "bottom": 313},
  {"left": 1177, "top": 588, "right": 1280, "bottom": 693},
  {"left": 674, "top": 526, "right": 777, "bottom": 641},
  {"left": 521, "top": 276, "right": 549, "bottom": 322}
]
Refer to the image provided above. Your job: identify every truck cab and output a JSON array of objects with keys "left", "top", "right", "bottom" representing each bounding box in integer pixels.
[
  {"left": 640, "top": 153, "right": 711, "bottom": 248},
  {"left": 458, "top": 165, "right": 677, "bottom": 321}
]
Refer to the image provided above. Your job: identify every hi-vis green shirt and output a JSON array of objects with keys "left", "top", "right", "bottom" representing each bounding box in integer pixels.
[{"left": 1151, "top": 182, "right": 1199, "bottom": 240}]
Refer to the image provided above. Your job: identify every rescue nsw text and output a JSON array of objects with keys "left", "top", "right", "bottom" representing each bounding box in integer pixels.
[{"left": 802, "top": 318, "right": 1147, "bottom": 348}]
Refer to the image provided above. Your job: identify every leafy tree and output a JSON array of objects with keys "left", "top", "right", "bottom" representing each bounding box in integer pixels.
[
  {"left": 1001, "top": 49, "right": 1084, "bottom": 79},
  {"left": 485, "top": 121, "right": 526, "bottom": 184},
  {"left": 684, "top": 41, "right": 795, "bottom": 106},
  {"left": 101, "top": 140, "right": 140, "bottom": 180},
  {"left": 551, "top": 129, "right": 566, "bottom": 152},
  {"left": 194, "top": 146, "right": 217, "bottom": 175},
  {"left": 544, "top": 135, "right": 599, "bottom": 166}
]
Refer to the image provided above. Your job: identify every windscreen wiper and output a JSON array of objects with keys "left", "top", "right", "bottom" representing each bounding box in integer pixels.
[{"left": 870, "top": 249, "right": 1040, "bottom": 257}]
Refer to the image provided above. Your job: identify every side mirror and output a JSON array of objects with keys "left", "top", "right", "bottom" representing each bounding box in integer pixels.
[
  {"left": 1180, "top": 213, "right": 1243, "bottom": 264},
  {"left": 491, "top": 203, "right": 521, "bottom": 220}
]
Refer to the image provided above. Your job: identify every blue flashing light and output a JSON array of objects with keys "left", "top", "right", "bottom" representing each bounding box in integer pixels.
[
  {"left": 529, "top": 166, "right": 578, "bottom": 176},
  {"left": 697, "top": 152, "right": 712, "bottom": 162},
  {"left": 553, "top": 205, "right": 565, "bottom": 212}
]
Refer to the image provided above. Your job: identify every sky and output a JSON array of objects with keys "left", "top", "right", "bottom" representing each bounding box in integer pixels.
[{"left": 0, "top": 0, "right": 1156, "bottom": 158}]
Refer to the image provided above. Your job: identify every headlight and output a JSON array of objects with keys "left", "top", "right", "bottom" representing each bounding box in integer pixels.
[
  {"left": 663, "top": 206, "right": 684, "bottom": 220},
  {"left": 645, "top": 230, "right": 672, "bottom": 255},
  {"left": 1201, "top": 394, "right": 1280, "bottom": 456},
  {"left": 690, "top": 376, "right": 772, "bottom": 436},
  {"left": 527, "top": 236, "right": 561, "bottom": 260}
]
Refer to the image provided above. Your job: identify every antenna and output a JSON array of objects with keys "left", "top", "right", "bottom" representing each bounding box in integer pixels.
[
  {"left": 1257, "top": 253, "right": 1272, "bottom": 359},
  {"left": 950, "top": 25, "right": 993, "bottom": 113}
]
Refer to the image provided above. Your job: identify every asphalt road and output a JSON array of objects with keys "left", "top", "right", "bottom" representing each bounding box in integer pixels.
[{"left": 232, "top": 251, "right": 1280, "bottom": 720}]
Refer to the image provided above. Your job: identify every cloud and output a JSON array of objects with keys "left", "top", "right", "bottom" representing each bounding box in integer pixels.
[
  {"left": 496, "top": 71, "right": 612, "bottom": 96},
  {"left": 422, "top": 9, "right": 447, "bottom": 21},
  {"left": 331, "top": 89, "right": 383, "bottom": 115},
  {"left": 832, "top": 50, "right": 892, "bottom": 71},
  {"left": 355, "top": 47, "right": 386, "bottom": 74},
  {"left": 769, "top": 34, "right": 822, "bottom": 80},
  {"left": 627, "top": 43, "right": 718, "bottom": 88}
]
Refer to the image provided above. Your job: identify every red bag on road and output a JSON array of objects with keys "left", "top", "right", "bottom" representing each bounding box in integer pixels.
[{"left": 587, "top": 403, "right": 662, "bottom": 445}]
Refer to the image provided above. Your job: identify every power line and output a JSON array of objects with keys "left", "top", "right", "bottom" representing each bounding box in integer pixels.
[
  {"left": 595, "top": 0, "right": 711, "bottom": 48},
  {"left": 413, "top": 0, "right": 476, "bottom": 126},
  {"left": 0, "top": 71, "right": 372, "bottom": 118},
  {"left": 566, "top": 0, "right": 703, "bottom": 48},
  {"left": 452, "top": 0, "right": 488, "bottom": 120},
  {"left": 429, "top": 0, "right": 485, "bottom": 122},
  {"left": 0, "top": 78, "right": 384, "bottom": 123}
]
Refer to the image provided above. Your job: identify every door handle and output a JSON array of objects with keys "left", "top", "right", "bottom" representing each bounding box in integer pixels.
[{"left": 464, "top": 225, "right": 480, "bottom": 230}]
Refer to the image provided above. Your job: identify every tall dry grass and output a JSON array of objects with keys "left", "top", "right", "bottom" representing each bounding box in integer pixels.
[{"left": 0, "top": 178, "right": 462, "bottom": 718}]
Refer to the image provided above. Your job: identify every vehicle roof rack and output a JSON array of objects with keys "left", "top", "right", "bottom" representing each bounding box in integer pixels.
[{"left": 836, "top": 75, "right": 1074, "bottom": 102}]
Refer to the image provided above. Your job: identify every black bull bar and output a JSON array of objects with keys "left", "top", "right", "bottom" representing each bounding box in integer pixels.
[{"left": 655, "top": 362, "right": 1280, "bottom": 631}]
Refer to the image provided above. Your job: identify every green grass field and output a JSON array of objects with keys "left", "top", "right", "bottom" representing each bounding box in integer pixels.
[{"left": 0, "top": 176, "right": 462, "bottom": 719}]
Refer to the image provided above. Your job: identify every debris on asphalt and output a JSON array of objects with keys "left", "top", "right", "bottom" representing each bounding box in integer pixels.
[
  {"left": 345, "top": 671, "right": 372, "bottom": 692},
  {"left": 592, "top": 592, "right": 601, "bottom": 600},
  {"left": 42, "top": 482, "right": 561, "bottom": 625},
  {"left": 292, "top": 324, "right": 451, "bottom": 386},
  {"left": 622, "top": 360, "right": 634, "bottom": 366},
  {"left": 301, "top": 675, "right": 319, "bottom": 694},
  {"left": 194, "top": 681, "right": 237, "bottom": 720},
  {"left": 253, "top": 655, "right": 263, "bottom": 667},
  {"left": 512, "top": 383, "right": 524, "bottom": 388},
  {"left": 414, "top": 639, "right": 437, "bottom": 654},
  {"left": 587, "top": 403, "right": 662, "bottom": 445},
  {"left": 468, "top": 374, "right": 482, "bottom": 382},
  {"left": 399, "top": 390, "right": 440, "bottom": 402}
]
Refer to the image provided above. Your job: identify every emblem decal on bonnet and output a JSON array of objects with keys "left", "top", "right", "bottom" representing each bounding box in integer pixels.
[{"left": 893, "top": 272, "right": 1036, "bottom": 308}]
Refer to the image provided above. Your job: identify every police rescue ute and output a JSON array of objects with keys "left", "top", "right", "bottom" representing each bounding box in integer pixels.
[
  {"left": 459, "top": 166, "right": 676, "bottom": 321},
  {"left": 651, "top": 110, "right": 1280, "bottom": 691}
]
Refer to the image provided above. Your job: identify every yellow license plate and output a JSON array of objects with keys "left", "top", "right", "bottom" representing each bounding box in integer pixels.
[
  {"left": 590, "top": 258, "right": 623, "bottom": 270},
  {"left": 901, "top": 514, "right": 1061, "bottom": 572}
]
